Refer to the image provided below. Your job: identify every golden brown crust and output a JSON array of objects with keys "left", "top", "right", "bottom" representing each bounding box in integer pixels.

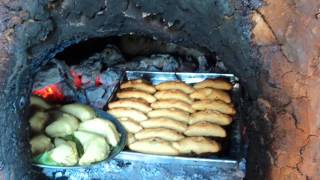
[
  {"left": 117, "top": 90, "right": 156, "bottom": 103},
  {"left": 134, "top": 128, "right": 184, "bottom": 141},
  {"left": 120, "top": 79, "right": 156, "bottom": 94},
  {"left": 127, "top": 133, "right": 136, "bottom": 145},
  {"left": 189, "top": 88, "right": 231, "bottom": 103},
  {"left": 119, "top": 118, "right": 143, "bottom": 133},
  {"left": 194, "top": 79, "right": 233, "bottom": 90},
  {"left": 140, "top": 117, "right": 188, "bottom": 132},
  {"left": 108, "top": 99, "right": 152, "bottom": 113},
  {"left": 192, "top": 100, "right": 236, "bottom": 115},
  {"left": 155, "top": 81, "right": 195, "bottom": 94},
  {"left": 172, "top": 137, "right": 220, "bottom": 154},
  {"left": 147, "top": 108, "right": 190, "bottom": 123},
  {"left": 151, "top": 100, "right": 194, "bottom": 113},
  {"left": 107, "top": 108, "right": 148, "bottom": 122},
  {"left": 189, "top": 110, "right": 232, "bottom": 126},
  {"left": 129, "top": 138, "right": 179, "bottom": 155},
  {"left": 154, "top": 90, "right": 193, "bottom": 104},
  {"left": 184, "top": 122, "right": 227, "bottom": 138}
]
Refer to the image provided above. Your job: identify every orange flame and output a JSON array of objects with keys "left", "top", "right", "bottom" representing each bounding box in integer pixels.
[{"left": 32, "top": 84, "right": 65, "bottom": 102}]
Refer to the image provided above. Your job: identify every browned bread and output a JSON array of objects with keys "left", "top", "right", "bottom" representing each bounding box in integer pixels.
[
  {"left": 147, "top": 108, "right": 190, "bottom": 123},
  {"left": 192, "top": 100, "right": 236, "bottom": 115},
  {"left": 151, "top": 100, "right": 194, "bottom": 113},
  {"left": 154, "top": 90, "right": 193, "bottom": 104},
  {"left": 184, "top": 122, "right": 227, "bottom": 138},
  {"left": 117, "top": 90, "right": 156, "bottom": 103},
  {"left": 135, "top": 128, "right": 184, "bottom": 141},
  {"left": 120, "top": 79, "right": 156, "bottom": 94},
  {"left": 189, "top": 110, "right": 232, "bottom": 126},
  {"left": 108, "top": 108, "right": 148, "bottom": 122},
  {"left": 155, "top": 81, "right": 195, "bottom": 94},
  {"left": 172, "top": 137, "right": 220, "bottom": 154},
  {"left": 119, "top": 118, "right": 143, "bottom": 133},
  {"left": 194, "top": 79, "right": 233, "bottom": 90},
  {"left": 190, "top": 88, "right": 231, "bottom": 103},
  {"left": 140, "top": 117, "right": 188, "bottom": 132},
  {"left": 108, "top": 99, "right": 152, "bottom": 113},
  {"left": 129, "top": 138, "right": 179, "bottom": 155}
]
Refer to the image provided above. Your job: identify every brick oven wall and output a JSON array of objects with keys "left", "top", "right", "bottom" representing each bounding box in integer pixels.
[{"left": 252, "top": 0, "right": 320, "bottom": 179}]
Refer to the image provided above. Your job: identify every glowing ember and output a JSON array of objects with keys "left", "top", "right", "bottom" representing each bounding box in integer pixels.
[
  {"left": 32, "top": 84, "right": 65, "bottom": 102},
  {"left": 95, "top": 75, "right": 102, "bottom": 86},
  {"left": 70, "top": 69, "right": 82, "bottom": 89}
]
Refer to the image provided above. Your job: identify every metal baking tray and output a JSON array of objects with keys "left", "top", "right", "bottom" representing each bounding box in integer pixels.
[{"left": 107, "top": 71, "right": 244, "bottom": 165}]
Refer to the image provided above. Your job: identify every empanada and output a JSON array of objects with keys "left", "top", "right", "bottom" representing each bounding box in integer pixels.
[
  {"left": 120, "top": 79, "right": 156, "bottom": 94},
  {"left": 190, "top": 88, "right": 231, "bottom": 103},
  {"left": 154, "top": 90, "right": 193, "bottom": 104},
  {"left": 184, "top": 122, "right": 226, "bottom": 138},
  {"left": 194, "top": 79, "right": 233, "bottom": 90},
  {"left": 135, "top": 128, "right": 184, "bottom": 141},
  {"left": 140, "top": 117, "right": 187, "bottom": 132},
  {"left": 189, "top": 110, "right": 232, "bottom": 125},
  {"left": 129, "top": 138, "right": 179, "bottom": 155},
  {"left": 108, "top": 99, "right": 152, "bottom": 113},
  {"left": 117, "top": 90, "right": 156, "bottom": 103},
  {"left": 155, "top": 81, "right": 194, "bottom": 94},
  {"left": 108, "top": 108, "right": 148, "bottom": 122},
  {"left": 151, "top": 100, "right": 194, "bottom": 113},
  {"left": 192, "top": 100, "right": 236, "bottom": 115},
  {"left": 147, "top": 108, "right": 190, "bottom": 123},
  {"left": 172, "top": 137, "right": 220, "bottom": 154}
]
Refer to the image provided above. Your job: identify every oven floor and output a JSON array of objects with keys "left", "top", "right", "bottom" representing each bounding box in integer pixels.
[{"left": 39, "top": 153, "right": 245, "bottom": 180}]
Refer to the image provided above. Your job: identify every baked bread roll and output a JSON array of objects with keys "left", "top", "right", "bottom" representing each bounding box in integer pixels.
[
  {"left": 154, "top": 90, "right": 193, "bottom": 104},
  {"left": 192, "top": 100, "right": 236, "bottom": 115},
  {"left": 155, "top": 81, "right": 194, "bottom": 94},
  {"left": 120, "top": 79, "right": 156, "bottom": 94},
  {"left": 189, "top": 110, "right": 232, "bottom": 126},
  {"left": 194, "top": 79, "right": 233, "bottom": 90},
  {"left": 184, "top": 122, "right": 226, "bottom": 138},
  {"left": 135, "top": 128, "right": 184, "bottom": 141},
  {"left": 108, "top": 99, "right": 152, "bottom": 113},
  {"left": 117, "top": 90, "right": 156, "bottom": 103},
  {"left": 147, "top": 108, "right": 190, "bottom": 123},
  {"left": 129, "top": 138, "right": 179, "bottom": 155},
  {"left": 119, "top": 118, "right": 143, "bottom": 133},
  {"left": 151, "top": 100, "right": 194, "bottom": 113},
  {"left": 172, "top": 137, "right": 220, "bottom": 154},
  {"left": 127, "top": 133, "right": 136, "bottom": 145},
  {"left": 140, "top": 117, "right": 188, "bottom": 132},
  {"left": 190, "top": 88, "right": 231, "bottom": 103},
  {"left": 108, "top": 108, "right": 147, "bottom": 122}
]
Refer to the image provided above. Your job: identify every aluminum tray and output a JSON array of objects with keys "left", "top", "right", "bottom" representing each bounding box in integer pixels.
[{"left": 107, "top": 71, "right": 244, "bottom": 164}]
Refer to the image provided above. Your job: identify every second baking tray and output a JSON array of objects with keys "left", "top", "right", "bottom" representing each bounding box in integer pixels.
[{"left": 106, "top": 71, "right": 244, "bottom": 163}]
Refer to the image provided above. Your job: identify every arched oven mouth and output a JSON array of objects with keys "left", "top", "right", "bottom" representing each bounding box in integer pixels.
[{"left": 29, "top": 34, "right": 247, "bottom": 178}]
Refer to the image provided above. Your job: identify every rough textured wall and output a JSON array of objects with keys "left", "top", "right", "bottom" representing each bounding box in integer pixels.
[
  {"left": 0, "top": 0, "right": 35, "bottom": 179},
  {"left": 252, "top": 0, "right": 320, "bottom": 179},
  {"left": 0, "top": 0, "right": 259, "bottom": 179}
]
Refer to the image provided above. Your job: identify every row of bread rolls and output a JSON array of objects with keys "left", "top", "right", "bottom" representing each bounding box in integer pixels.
[{"left": 107, "top": 78, "right": 235, "bottom": 156}]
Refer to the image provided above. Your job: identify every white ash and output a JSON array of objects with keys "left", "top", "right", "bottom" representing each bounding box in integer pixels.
[{"left": 33, "top": 62, "right": 63, "bottom": 90}]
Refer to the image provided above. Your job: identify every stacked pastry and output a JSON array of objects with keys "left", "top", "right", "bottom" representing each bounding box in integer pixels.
[{"left": 107, "top": 78, "right": 235, "bottom": 156}]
